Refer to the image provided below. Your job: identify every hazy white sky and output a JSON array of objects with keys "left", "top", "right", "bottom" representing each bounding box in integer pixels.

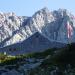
[{"left": 0, "top": 0, "right": 75, "bottom": 16}]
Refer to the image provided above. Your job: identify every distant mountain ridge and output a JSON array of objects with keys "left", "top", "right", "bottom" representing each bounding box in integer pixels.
[{"left": 0, "top": 7, "right": 75, "bottom": 47}]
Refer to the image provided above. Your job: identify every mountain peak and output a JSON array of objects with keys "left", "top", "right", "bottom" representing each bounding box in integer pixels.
[
  {"left": 33, "top": 7, "right": 50, "bottom": 16},
  {"left": 41, "top": 7, "right": 49, "bottom": 12}
]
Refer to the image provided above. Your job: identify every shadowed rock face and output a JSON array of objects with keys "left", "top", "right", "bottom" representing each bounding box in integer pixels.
[
  {"left": 21, "top": 32, "right": 66, "bottom": 53},
  {"left": 0, "top": 8, "right": 75, "bottom": 47},
  {"left": 0, "top": 32, "right": 66, "bottom": 55}
]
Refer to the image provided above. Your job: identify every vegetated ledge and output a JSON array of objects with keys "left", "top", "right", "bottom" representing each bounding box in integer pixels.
[
  {"left": 0, "top": 47, "right": 57, "bottom": 66},
  {"left": 0, "top": 43, "right": 75, "bottom": 67}
]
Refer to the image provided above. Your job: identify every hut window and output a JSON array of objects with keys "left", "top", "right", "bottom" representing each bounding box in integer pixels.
[
  {"left": 14, "top": 48, "right": 17, "bottom": 51},
  {"left": 9, "top": 48, "right": 12, "bottom": 51}
]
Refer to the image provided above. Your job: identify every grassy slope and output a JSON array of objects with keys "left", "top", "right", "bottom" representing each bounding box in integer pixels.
[{"left": 0, "top": 43, "right": 75, "bottom": 75}]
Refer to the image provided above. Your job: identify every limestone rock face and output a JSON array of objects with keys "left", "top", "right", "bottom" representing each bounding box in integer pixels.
[{"left": 0, "top": 8, "right": 75, "bottom": 47}]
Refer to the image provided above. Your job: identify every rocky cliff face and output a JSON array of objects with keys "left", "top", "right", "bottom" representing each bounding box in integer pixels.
[
  {"left": 31, "top": 8, "right": 75, "bottom": 43},
  {"left": 0, "top": 7, "right": 75, "bottom": 47}
]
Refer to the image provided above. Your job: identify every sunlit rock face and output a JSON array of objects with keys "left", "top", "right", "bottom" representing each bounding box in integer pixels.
[
  {"left": 32, "top": 8, "right": 75, "bottom": 43},
  {"left": 0, "top": 8, "right": 75, "bottom": 47}
]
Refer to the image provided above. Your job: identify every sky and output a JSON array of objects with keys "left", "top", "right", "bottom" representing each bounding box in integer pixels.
[{"left": 0, "top": 0, "right": 75, "bottom": 16}]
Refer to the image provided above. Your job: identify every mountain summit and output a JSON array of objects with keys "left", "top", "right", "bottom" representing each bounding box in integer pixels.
[{"left": 0, "top": 8, "right": 75, "bottom": 47}]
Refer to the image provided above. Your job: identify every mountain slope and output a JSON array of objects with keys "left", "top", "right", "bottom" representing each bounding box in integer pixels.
[
  {"left": 0, "top": 8, "right": 75, "bottom": 47},
  {"left": 0, "top": 43, "right": 75, "bottom": 75}
]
